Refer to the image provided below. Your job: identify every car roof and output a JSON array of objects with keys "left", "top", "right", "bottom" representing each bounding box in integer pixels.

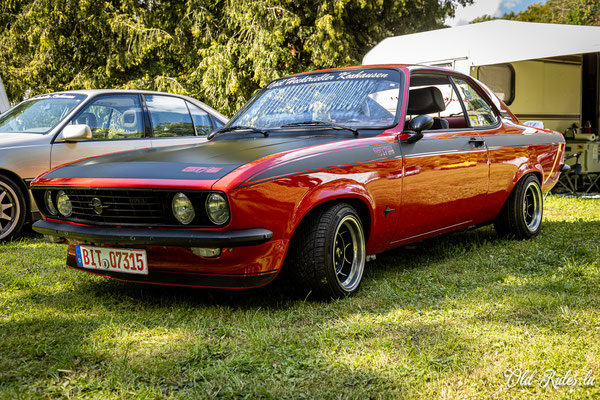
[
  {"left": 27, "top": 89, "right": 228, "bottom": 122},
  {"left": 32, "top": 89, "right": 189, "bottom": 96}
]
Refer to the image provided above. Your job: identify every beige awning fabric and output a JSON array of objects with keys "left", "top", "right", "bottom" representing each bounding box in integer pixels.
[{"left": 363, "top": 20, "right": 600, "bottom": 67}]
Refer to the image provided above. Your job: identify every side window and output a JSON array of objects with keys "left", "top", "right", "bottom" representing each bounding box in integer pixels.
[
  {"left": 72, "top": 95, "right": 144, "bottom": 140},
  {"left": 187, "top": 102, "right": 213, "bottom": 136},
  {"left": 213, "top": 118, "right": 225, "bottom": 129},
  {"left": 407, "top": 74, "right": 467, "bottom": 130},
  {"left": 145, "top": 95, "right": 195, "bottom": 137},
  {"left": 452, "top": 78, "right": 499, "bottom": 127}
]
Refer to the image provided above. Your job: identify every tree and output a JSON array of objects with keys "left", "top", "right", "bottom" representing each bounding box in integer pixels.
[
  {"left": 470, "top": 0, "right": 600, "bottom": 26},
  {"left": 0, "top": 0, "right": 472, "bottom": 116}
]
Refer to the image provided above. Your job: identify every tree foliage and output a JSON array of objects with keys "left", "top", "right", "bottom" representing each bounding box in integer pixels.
[
  {"left": 470, "top": 0, "right": 600, "bottom": 26},
  {"left": 0, "top": 0, "right": 471, "bottom": 116}
]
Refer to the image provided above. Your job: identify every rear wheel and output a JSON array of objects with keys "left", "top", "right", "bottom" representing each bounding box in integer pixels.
[
  {"left": 0, "top": 175, "right": 27, "bottom": 241},
  {"left": 494, "top": 174, "right": 543, "bottom": 239},
  {"left": 288, "top": 203, "right": 366, "bottom": 298}
]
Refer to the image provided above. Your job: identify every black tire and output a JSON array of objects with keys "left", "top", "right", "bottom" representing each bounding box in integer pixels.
[
  {"left": 0, "top": 175, "right": 27, "bottom": 241},
  {"left": 494, "top": 174, "right": 543, "bottom": 239},
  {"left": 287, "top": 203, "right": 366, "bottom": 298}
]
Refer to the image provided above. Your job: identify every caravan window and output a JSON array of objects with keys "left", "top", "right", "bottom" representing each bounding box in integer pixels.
[{"left": 477, "top": 64, "right": 515, "bottom": 105}]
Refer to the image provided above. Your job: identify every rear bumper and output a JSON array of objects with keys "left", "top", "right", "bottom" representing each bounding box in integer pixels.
[{"left": 32, "top": 220, "right": 273, "bottom": 247}]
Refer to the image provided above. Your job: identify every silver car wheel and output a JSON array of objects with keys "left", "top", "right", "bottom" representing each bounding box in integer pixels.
[
  {"left": 332, "top": 215, "right": 366, "bottom": 293},
  {"left": 0, "top": 181, "right": 20, "bottom": 240},
  {"left": 523, "top": 180, "right": 542, "bottom": 232}
]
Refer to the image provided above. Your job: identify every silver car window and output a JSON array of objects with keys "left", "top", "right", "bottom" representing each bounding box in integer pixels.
[
  {"left": 72, "top": 95, "right": 144, "bottom": 140},
  {"left": 187, "top": 102, "right": 213, "bottom": 136},
  {"left": 145, "top": 95, "right": 195, "bottom": 137},
  {"left": 0, "top": 94, "right": 86, "bottom": 134}
]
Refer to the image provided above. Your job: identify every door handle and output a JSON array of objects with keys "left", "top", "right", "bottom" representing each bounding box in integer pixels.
[{"left": 469, "top": 137, "right": 485, "bottom": 147}]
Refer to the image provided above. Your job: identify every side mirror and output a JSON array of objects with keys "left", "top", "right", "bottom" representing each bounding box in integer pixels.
[
  {"left": 61, "top": 124, "right": 92, "bottom": 142},
  {"left": 409, "top": 114, "right": 434, "bottom": 133},
  {"left": 398, "top": 115, "right": 434, "bottom": 144}
]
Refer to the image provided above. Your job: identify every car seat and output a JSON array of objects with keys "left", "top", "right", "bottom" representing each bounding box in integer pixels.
[
  {"left": 122, "top": 109, "right": 138, "bottom": 131},
  {"left": 407, "top": 87, "right": 449, "bottom": 130},
  {"left": 75, "top": 112, "right": 97, "bottom": 128}
]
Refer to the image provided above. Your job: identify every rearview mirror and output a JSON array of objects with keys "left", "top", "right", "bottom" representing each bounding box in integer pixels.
[{"left": 61, "top": 124, "right": 92, "bottom": 142}]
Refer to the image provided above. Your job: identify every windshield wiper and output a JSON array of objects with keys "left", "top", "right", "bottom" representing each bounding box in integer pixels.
[
  {"left": 280, "top": 121, "right": 359, "bottom": 136},
  {"left": 208, "top": 125, "right": 269, "bottom": 140}
]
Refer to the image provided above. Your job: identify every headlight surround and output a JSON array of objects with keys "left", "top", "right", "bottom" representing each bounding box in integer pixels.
[
  {"left": 205, "top": 192, "right": 230, "bottom": 225},
  {"left": 171, "top": 192, "right": 195, "bottom": 225},
  {"left": 56, "top": 190, "right": 72, "bottom": 217},
  {"left": 44, "top": 190, "right": 58, "bottom": 216}
]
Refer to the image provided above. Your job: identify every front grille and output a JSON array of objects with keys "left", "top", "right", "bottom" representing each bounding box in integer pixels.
[
  {"left": 68, "top": 189, "right": 167, "bottom": 225},
  {"left": 33, "top": 188, "right": 219, "bottom": 227}
]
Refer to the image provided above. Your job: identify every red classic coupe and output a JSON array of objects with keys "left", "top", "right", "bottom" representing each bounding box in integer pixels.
[{"left": 31, "top": 65, "right": 566, "bottom": 297}]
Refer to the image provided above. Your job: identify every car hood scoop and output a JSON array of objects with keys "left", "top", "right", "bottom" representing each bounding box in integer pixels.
[{"left": 41, "top": 136, "right": 341, "bottom": 181}]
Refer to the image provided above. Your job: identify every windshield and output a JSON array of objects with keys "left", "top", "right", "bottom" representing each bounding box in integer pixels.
[
  {"left": 230, "top": 69, "right": 402, "bottom": 130},
  {"left": 0, "top": 94, "right": 86, "bottom": 134}
]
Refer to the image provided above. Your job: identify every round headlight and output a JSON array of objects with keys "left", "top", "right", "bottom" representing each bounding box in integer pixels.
[
  {"left": 172, "top": 192, "right": 195, "bottom": 225},
  {"left": 56, "top": 190, "right": 72, "bottom": 217},
  {"left": 44, "top": 190, "right": 58, "bottom": 216},
  {"left": 205, "top": 193, "right": 229, "bottom": 225}
]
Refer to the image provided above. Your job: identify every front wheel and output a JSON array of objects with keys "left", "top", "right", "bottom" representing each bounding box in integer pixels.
[
  {"left": 0, "top": 175, "right": 27, "bottom": 241},
  {"left": 288, "top": 203, "right": 366, "bottom": 298},
  {"left": 494, "top": 174, "right": 543, "bottom": 239}
]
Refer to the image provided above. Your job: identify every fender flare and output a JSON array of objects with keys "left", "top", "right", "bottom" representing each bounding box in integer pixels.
[
  {"left": 289, "top": 179, "right": 375, "bottom": 240},
  {"left": 513, "top": 162, "right": 544, "bottom": 187}
]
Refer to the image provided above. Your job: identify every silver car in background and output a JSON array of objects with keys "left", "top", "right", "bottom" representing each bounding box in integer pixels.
[{"left": 0, "top": 90, "right": 228, "bottom": 240}]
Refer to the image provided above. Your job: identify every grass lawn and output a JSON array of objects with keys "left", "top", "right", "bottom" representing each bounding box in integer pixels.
[{"left": 0, "top": 195, "right": 599, "bottom": 399}]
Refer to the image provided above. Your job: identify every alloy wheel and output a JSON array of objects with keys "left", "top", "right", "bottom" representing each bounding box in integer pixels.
[
  {"left": 523, "top": 180, "right": 542, "bottom": 232},
  {"left": 332, "top": 215, "right": 366, "bottom": 292},
  {"left": 0, "top": 181, "right": 19, "bottom": 240}
]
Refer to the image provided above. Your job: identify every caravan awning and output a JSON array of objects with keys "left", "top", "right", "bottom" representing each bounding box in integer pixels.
[{"left": 363, "top": 20, "right": 600, "bottom": 66}]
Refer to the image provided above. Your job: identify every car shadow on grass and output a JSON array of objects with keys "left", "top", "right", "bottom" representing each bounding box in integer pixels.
[{"left": 19, "top": 220, "right": 600, "bottom": 311}]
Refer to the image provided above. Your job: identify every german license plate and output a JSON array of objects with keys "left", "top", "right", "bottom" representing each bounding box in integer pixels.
[{"left": 75, "top": 245, "right": 148, "bottom": 275}]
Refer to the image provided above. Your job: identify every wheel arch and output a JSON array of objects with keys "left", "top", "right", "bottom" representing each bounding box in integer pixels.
[
  {"left": 513, "top": 163, "right": 543, "bottom": 187},
  {"left": 289, "top": 182, "right": 374, "bottom": 243}
]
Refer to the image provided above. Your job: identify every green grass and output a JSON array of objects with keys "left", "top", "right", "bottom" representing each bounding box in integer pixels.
[{"left": 1, "top": 195, "right": 599, "bottom": 399}]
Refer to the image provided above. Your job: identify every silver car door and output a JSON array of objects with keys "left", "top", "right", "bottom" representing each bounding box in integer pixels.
[{"left": 50, "top": 94, "right": 151, "bottom": 168}]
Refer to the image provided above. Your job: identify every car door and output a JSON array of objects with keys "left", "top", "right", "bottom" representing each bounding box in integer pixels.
[
  {"left": 391, "top": 72, "right": 490, "bottom": 245},
  {"left": 144, "top": 95, "right": 211, "bottom": 148},
  {"left": 451, "top": 76, "right": 518, "bottom": 221},
  {"left": 50, "top": 94, "right": 150, "bottom": 168}
]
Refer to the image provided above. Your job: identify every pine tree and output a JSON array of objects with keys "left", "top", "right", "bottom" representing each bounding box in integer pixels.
[{"left": 0, "top": 0, "right": 472, "bottom": 115}]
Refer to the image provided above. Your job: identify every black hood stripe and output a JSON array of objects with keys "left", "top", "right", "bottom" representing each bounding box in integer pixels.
[
  {"left": 42, "top": 135, "right": 350, "bottom": 181},
  {"left": 240, "top": 140, "right": 398, "bottom": 186}
]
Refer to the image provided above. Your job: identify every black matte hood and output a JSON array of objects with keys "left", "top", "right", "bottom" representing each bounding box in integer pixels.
[{"left": 42, "top": 135, "right": 348, "bottom": 181}]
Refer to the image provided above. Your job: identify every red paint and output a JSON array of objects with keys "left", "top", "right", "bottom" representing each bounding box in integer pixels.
[{"left": 32, "top": 65, "right": 566, "bottom": 289}]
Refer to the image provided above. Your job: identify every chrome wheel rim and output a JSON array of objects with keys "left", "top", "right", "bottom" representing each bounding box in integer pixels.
[
  {"left": 332, "top": 215, "right": 365, "bottom": 292},
  {"left": 523, "top": 181, "right": 542, "bottom": 232},
  {"left": 0, "top": 182, "right": 19, "bottom": 240}
]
